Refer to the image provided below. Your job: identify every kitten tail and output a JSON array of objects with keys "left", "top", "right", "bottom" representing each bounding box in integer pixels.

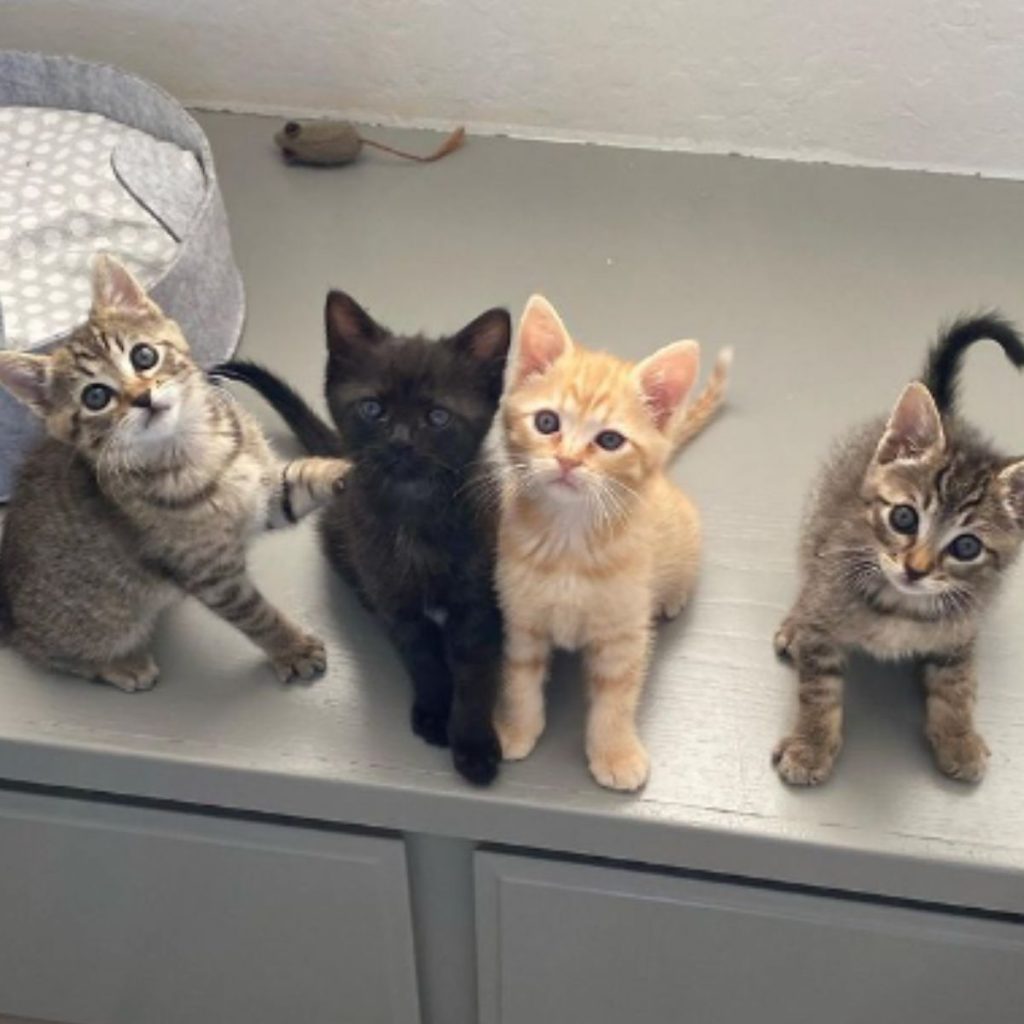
[
  {"left": 668, "top": 347, "right": 733, "bottom": 452},
  {"left": 0, "top": 579, "right": 10, "bottom": 641},
  {"left": 211, "top": 361, "right": 345, "bottom": 457},
  {"left": 923, "top": 313, "right": 1024, "bottom": 415}
]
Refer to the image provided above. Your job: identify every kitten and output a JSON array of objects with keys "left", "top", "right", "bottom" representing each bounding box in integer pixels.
[
  {"left": 215, "top": 291, "right": 511, "bottom": 785},
  {"left": 0, "top": 255, "right": 351, "bottom": 690},
  {"left": 492, "top": 296, "right": 731, "bottom": 791},
  {"left": 774, "top": 315, "right": 1024, "bottom": 785}
]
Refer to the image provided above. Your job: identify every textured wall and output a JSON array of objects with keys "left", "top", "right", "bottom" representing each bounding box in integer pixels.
[{"left": 6, "top": 0, "right": 1024, "bottom": 177}]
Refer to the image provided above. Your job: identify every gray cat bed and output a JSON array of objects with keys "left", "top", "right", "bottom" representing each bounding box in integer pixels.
[{"left": 0, "top": 50, "right": 244, "bottom": 499}]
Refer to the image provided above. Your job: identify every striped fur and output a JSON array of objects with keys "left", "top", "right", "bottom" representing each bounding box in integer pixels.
[
  {"left": 0, "top": 256, "right": 351, "bottom": 688},
  {"left": 667, "top": 346, "right": 733, "bottom": 452},
  {"left": 775, "top": 317, "right": 1024, "bottom": 786},
  {"left": 493, "top": 296, "right": 727, "bottom": 791}
]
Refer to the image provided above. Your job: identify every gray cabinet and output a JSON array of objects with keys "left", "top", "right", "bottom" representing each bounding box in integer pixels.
[
  {"left": 0, "top": 790, "right": 420, "bottom": 1024},
  {"left": 475, "top": 850, "right": 1024, "bottom": 1024}
]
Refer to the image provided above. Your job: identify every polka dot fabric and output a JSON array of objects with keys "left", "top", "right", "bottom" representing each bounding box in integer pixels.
[{"left": 0, "top": 107, "right": 195, "bottom": 351}]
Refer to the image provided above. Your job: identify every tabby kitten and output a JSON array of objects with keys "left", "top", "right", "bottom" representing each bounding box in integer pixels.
[
  {"left": 774, "top": 315, "right": 1024, "bottom": 785},
  {"left": 493, "top": 296, "right": 730, "bottom": 791},
  {"left": 215, "top": 291, "right": 511, "bottom": 785},
  {"left": 0, "top": 256, "right": 351, "bottom": 690}
]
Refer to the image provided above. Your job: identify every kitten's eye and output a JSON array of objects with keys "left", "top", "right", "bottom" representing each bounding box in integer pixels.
[
  {"left": 948, "top": 533, "right": 983, "bottom": 562},
  {"left": 889, "top": 504, "right": 919, "bottom": 535},
  {"left": 81, "top": 383, "right": 115, "bottom": 412},
  {"left": 130, "top": 343, "right": 159, "bottom": 372},
  {"left": 595, "top": 430, "right": 626, "bottom": 451},
  {"left": 358, "top": 398, "right": 385, "bottom": 421},
  {"left": 534, "top": 410, "right": 560, "bottom": 434},
  {"left": 427, "top": 407, "right": 451, "bottom": 428}
]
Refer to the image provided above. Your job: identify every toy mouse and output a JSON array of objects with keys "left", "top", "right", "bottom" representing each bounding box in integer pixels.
[{"left": 274, "top": 120, "right": 465, "bottom": 166}]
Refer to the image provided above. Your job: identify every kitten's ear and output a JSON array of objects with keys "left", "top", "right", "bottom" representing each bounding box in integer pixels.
[
  {"left": 90, "top": 253, "right": 157, "bottom": 319},
  {"left": 453, "top": 308, "right": 511, "bottom": 365},
  {"left": 997, "top": 460, "right": 1024, "bottom": 525},
  {"left": 507, "top": 295, "right": 573, "bottom": 387},
  {"left": 0, "top": 352, "right": 53, "bottom": 416},
  {"left": 633, "top": 340, "right": 700, "bottom": 430},
  {"left": 324, "top": 290, "right": 384, "bottom": 360},
  {"left": 873, "top": 382, "right": 945, "bottom": 465}
]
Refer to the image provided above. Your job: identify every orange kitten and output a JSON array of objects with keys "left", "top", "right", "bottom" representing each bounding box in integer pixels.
[{"left": 493, "top": 296, "right": 730, "bottom": 790}]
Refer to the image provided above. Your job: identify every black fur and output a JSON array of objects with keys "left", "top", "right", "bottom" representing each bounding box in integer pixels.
[
  {"left": 212, "top": 362, "right": 345, "bottom": 457},
  {"left": 214, "top": 292, "right": 511, "bottom": 785},
  {"left": 923, "top": 312, "right": 1024, "bottom": 415}
]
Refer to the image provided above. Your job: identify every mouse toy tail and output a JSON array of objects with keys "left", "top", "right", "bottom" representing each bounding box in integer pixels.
[{"left": 361, "top": 125, "right": 466, "bottom": 163}]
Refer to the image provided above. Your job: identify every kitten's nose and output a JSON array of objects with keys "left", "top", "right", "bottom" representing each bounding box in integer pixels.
[
  {"left": 390, "top": 423, "right": 411, "bottom": 444},
  {"left": 556, "top": 455, "right": 581, "bottom": 475},
  {"left": 131, "top": 390, "right": 153, "bottom": 409},
  {"left": 904, "top": 547, "right": 934, "bottom": 581}
]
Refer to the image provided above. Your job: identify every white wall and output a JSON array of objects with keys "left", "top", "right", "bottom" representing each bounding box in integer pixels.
[{"left": 6, "top": 0, "right": 1024, "bottom": 177}]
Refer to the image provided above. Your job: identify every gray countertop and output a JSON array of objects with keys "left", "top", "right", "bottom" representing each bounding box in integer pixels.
[{"left": 2, "top": 112, "right": 1024, "bottom": 915}]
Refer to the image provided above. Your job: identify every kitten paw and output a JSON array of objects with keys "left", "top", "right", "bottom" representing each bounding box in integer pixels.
[
  {"left": 451, "top": 729, "right": 502, "bottom": 786},
  {"left": 772, "top": 735, "right": 839, "bottom": 786},
  {"left": 96, "top": 654, "right": 160, "bottom": 693},
  {"left": 773, "top": 623, "right": 795, "bottom": 660},
  {"left": 271, "top": 633, "right": 327, "bottom": 683},
  {"left": 495, "top": 715, "right": 545, "bottom": 761},
  {"left": 931, "top": 731, "right": 990, "bottom": 783},
  {"left": 659, "top": 597, "right": 688, "bottom": 621},
  {"left": 328, "top": 458, "right": 353, "bottom": 494},
  {"left": 412, "top": 702, "right": 451, "bottom": 747},
  {"left": 587, "top": 737, "right": 650, "bottom": 792}
]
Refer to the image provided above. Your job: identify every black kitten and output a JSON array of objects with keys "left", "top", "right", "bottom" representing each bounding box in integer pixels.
[{"left": 216, "top": 292, "right": 511, "bottom": 785}]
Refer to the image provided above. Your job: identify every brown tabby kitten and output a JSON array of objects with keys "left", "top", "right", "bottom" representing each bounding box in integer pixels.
[
  {"left": 775, "top": 315, "right": 1024, "bottom": 785},
  {"left": 0, "top": 255, "right": 351, "bottom": 689}
]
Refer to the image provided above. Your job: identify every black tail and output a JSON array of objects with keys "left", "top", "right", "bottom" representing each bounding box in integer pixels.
[
  {"left": 923, "top": 312, "right": 1024, "bottom": 415},
  {"left": 211, "top": 360, "right": 344, "bottom": 457},
  {"left": 0, "top": 578, "right": 11, "bottom": 642}
]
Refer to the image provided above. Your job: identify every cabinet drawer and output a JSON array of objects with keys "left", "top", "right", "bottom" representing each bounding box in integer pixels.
[
  {"left": 0, "top": 789, "right": 419, "bottom": 1024},
  {"left": 476, "top": 851, "right": 1024, "bottom": 1024}
]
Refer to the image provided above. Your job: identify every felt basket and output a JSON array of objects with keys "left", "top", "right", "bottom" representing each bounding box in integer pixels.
[{"left": 0, "top": 50, "right": 244, "bottom": 500}]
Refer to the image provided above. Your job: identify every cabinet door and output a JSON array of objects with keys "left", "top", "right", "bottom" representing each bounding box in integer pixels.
[
  {"left": 0, "top": 789, "right": 419, "bottom": 1024},
  {"left": 476, "top": 851, "right": 1024, "bottom": 1024}
]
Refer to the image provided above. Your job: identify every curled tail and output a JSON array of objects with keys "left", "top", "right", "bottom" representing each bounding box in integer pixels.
[
  {"left": 668, "top": 347, "right": 733, "bottom": 452},
  {"left": 923, "top": 313, "right": 1024, "bottom": 415},
  {"left": 212, "top": 361, "right": 344, "bottom": 457}
]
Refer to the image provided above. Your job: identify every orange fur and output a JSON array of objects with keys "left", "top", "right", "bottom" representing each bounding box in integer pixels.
[
  {"left": 668, "top": 346, "right": 733, "bottom": 452},
  {"left": 493, "top": 296, "right": 728, "bottom": 791}
]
